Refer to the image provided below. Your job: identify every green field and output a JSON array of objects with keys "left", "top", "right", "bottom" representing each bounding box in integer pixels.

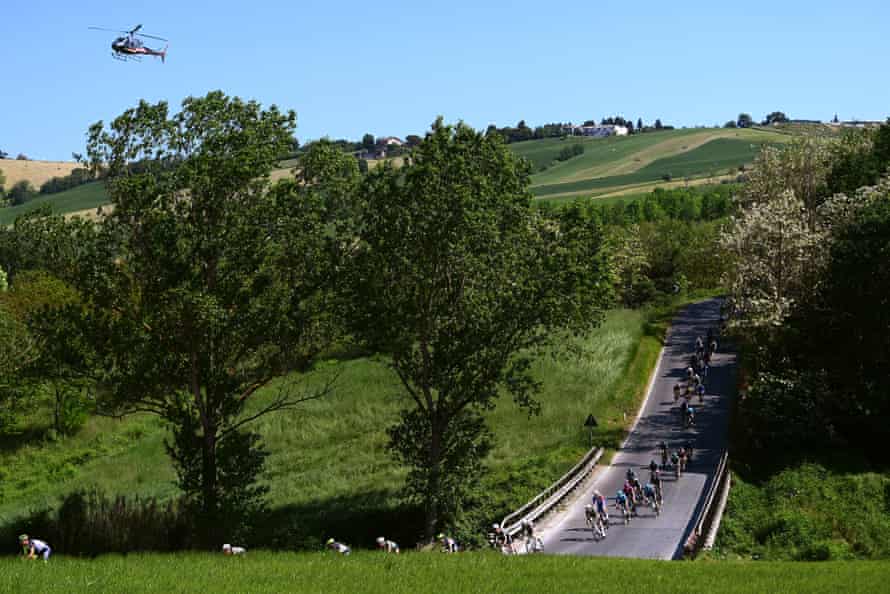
[
  {"left": 0, "top": 309, "right": 664, "bottom": 549},
  {"left": 0, "top": 183, "right": 109, "bottom": 226},
  {"left": 531, "top": 138, "right": 772, "bottom": 198},
  {"left": 505, "top": 128, "right": 790, "bottom": 199},
  {"left": 1, "top": 553, "right": 887, "bottom": 594}
]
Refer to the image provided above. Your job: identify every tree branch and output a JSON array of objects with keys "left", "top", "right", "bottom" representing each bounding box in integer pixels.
[{"left": 219, "top": 371, "right": 339, "bottom": 440}]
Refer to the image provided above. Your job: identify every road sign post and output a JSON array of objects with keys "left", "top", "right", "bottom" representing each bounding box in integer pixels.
[{"left": 584, "top": 414, "right": 598, "bottom": 448}]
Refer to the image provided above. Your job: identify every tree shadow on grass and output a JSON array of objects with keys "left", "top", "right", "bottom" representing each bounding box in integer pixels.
[
  {"left": 257, "top": 490, "right": 424, "bottom": 551},
  {"left": 0, "top": 423, "right": 52, "bottom": 455}
]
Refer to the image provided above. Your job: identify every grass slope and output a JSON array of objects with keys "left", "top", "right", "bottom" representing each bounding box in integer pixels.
[
  {"left": 531, "top": 138, "right": 772, "bottom": 198},
  {"left": 506, "top": 128, "right": 789, "bottom": 199},
  {"left": 0, "top": 183, "right": 109, "bottom": 226},
  {"left": 0, "top": 159, "right": 79, "bottom": 190},
  {"left": 0, "top": 309, "right": 664, "bottom": 548},
  {"left": 1, "top": 553, "right": 887, "bottom": 594}
]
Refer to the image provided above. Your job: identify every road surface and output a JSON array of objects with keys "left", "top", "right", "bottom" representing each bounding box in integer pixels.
[{"left": 541, "top": 299, "right": 735, "bottom": 559}]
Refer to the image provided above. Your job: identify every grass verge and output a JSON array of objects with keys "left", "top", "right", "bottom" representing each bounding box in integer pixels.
[{"left": 1, "top": 553, "right": 887, "bottom": 593}]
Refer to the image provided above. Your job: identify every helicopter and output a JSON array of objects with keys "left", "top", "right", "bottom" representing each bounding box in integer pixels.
[{"left": 88, "top": 24, "right": 168, "bottom": 62}]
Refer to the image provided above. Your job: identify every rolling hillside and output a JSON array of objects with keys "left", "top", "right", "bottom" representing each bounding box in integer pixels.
[
  {"left": 510, "top": 127, "right": 790, "bottom": 200},
  {"left": 0, "top": 182, "right": 108, "bottom": 226},
  {"left": 0, "top": 159, "right": 79, "bottom": 190}
]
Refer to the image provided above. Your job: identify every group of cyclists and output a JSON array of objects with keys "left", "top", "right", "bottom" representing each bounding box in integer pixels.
[
  {"left": 489, "top": 519, "right": 544, "bottom": 554},
  {"left": 579, "top": 324, "right": 720, "bottom": 541},
  {"left": 674, "top": 329, "right": 718, "bottom": 429}
]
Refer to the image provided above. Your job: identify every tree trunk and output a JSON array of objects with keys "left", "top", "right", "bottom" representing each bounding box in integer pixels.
[
  {"left": 200, "top": 418, "right": 220, "bottom": 544},
  {"left": 424, "top": 418, "right": 442, "bottom": 542}
]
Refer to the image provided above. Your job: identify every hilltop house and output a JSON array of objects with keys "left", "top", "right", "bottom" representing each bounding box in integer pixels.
[{"left": 565, "top": 124, "right": 629, "bottom": 138}]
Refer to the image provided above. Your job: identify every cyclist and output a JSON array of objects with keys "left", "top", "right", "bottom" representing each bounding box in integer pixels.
[
  {"left": 376, "top": 537, "right": 400, "bottom": 553},
  {"left": 678, "top": 447, "right": 687, "bottom": 474},
  {"left": 626, "top": 467, "right": 637, "bottom": 483},
  {"left": 685, "top": 440, "right": 695, "bottom": 463},
  {"left": 615, "top": 490, "right": 631, "bottom": 524},
  {"left": 697, "top": 382, "right": 706, "bottom": 403},
  {"left": 19, "top": 535, "right": 51, "bottom": 562},
  {"left": 670, "top": 450, "right": 680, "bottom": 478},
  {"left": 649, "top": 458, "right": 659, "bottom": 474},
  {"left": 520, "top": 520, "right": 543, "bottom": 553},
  {"left": 492, "top": 523, "right": 514, "bottom": 554},
  {"left": 673, "top": 383, "right": 682, "bottom": 402},
  {"left": 593, "top": 490, "right": 609, "bottom": 533},
  {"left": 659, "top": 441, "right": 669, "bottom": 468},
  {"left": 438, "top": 533, "right": 459, "bottom": 553},
  {"left": 643, "top": 482, "right": 659, "bottom": 515},
  {"left": 326, "top": 538, "right": 351, "bottom": 555},
  {"left": 709, "top": 338, "right": 718, "bottom": 355},
  {"left": 695, "top": 336, "right": 704, "bottom": 357},
  {"left": 631, "top": 475, "right": 644, "bottom": 504},
  {"left": 650, "top": 469, "right": 663, "bottom": 505},
  {"left": 623, "top": 481, "right": 638, "bottom": 515},
  {"left": 687, "top": 405, "right": 696, "bottom": 427}
]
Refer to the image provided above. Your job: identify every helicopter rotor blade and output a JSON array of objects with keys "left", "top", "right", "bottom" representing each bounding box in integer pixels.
[
  {"left": 129, "top": 24, "right": 143, "bottom": 34},
  {"left": 88, "top": 26, "right": 128, "bottom": 33},
  {"left": 137, "top": 33, "right": 168, "bottom": 41}
]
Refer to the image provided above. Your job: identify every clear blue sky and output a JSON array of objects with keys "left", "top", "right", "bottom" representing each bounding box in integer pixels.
[{"left": 2, "top": 0, "right": 888, "bottom": 160}]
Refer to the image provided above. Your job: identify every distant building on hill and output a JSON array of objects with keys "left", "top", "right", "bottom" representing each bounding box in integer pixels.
[
  {"left": 378, "top": 137, "right": 404, "bottom": 146},
  {"left": 564, "top": 124, "right": 628, "bottom": 138}
]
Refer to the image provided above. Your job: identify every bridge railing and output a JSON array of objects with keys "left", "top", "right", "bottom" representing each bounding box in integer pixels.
[
  {"left": 499, "top": 445, "right": 604, "bottom": 538},
  {"left": 684, "top": 449, "right": 730, "bottom": 556}
]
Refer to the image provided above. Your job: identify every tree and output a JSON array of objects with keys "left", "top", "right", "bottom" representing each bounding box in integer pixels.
[
  {"left": 737, "top": 113, "right": 753, "bottom": 128},
  {"left": 16, "top": 154, "right": 28, "bottom": 160},
  {"left": 0, "top": 306, "right": 39, "bottom": 432},
  {"left": 654, "top": 119, "right": 663, "bottom": 130},
  {"left": 348, "top": 119, "right": 609, "bottom": 540},
  {"left": 724, "top": 120, "right": 738, "bottom": 128},
  {"left": 405, "top": 134, "right": 422, "bottom": 148},
  {"left": 0, "top": 149, "right": 8, "bottom": 159},
  {"left": 627, "top": 120, "right": 635, "bottom": 134},
  {"left": 721, "top": 190, "right": 822, "bottom": 332},
  {"left": 83, "top": 91, "right": 341, "bottom": 543},
  {"left": 362, "top": 133, "right": 376, "bottom": 152},
  {"left": 0, "top": 207, "right": 102, "bottom": 285},
  {"left": 6, "top": 180, "right": 35, "bottom": 206},
  {"left": 0, "top": 167, "right": 5, "bottom": 195},
  {"left": 805, "top": 188, "right": 890, "bottom": 447},
  {"left": 739, "top": 138, "right": 833, "bottom": 229},
  {"left": 637, "top": 118, "right": 643, "bottom": 132},
  {"left": 763, "top": 111, "right": 789, "bottom": 125},
  {"left": 1, "top": 271, "right": 89, "bottom": 436}
]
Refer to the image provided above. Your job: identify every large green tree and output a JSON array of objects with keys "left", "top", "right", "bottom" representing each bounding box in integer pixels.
[
  {"left": 84, "top": 91, "right": 342, "bottom": 542},
  {"left": 805, "top": 187, "right": 890, "bottom": 446},
  {"left": 348, "top": 120, "right": 609, "bottom": 540}
]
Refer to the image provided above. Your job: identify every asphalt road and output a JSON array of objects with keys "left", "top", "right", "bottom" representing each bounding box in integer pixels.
[{"left": 541, "top": 299, "right": 735, "bottom": 559}]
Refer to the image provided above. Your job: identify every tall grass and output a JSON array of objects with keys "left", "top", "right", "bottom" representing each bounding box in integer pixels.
[{"left": 0, "top": 553, "right": 887, "bottom": 594}]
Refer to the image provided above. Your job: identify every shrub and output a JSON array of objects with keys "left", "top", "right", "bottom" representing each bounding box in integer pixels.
[{"left": 0, "top": 490, "right": 196, "bottom": 555}]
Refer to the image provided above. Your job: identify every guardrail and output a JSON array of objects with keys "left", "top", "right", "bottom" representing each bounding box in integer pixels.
[
  {"left": 684, "top": 450, "right": 730, "bottom": 556},
  {"left": 500, "top": 445, "right": 604, "bottom": 538}
]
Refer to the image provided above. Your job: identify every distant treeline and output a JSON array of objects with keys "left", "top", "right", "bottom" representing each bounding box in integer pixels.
[
  {"left": 39, "top": 167, "right": 96, "bottom": 195},
  {"left": 485, "top": 117, "right": 673, "bottom": 145},
  {"left": 585, "top": 184, "right": 735, "bottom": 226}
]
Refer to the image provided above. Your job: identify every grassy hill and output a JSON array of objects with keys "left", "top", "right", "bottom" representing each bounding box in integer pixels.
[
  {"left": 0, "top": 159, "right": 79, "bottom": 190},
  {"left": 0, "top": 183, "right": 109, "bottom": 226},
  {"left": 0, "top": 308, "right": 665, "bottom": 549},
  {"left": 508, "top": 128, "right": 790, "bottom": 200}
]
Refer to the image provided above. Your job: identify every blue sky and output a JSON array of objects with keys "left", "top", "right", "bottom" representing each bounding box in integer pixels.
[{"left": 2, "top": 0, "right": 888, "bottom": 160}]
